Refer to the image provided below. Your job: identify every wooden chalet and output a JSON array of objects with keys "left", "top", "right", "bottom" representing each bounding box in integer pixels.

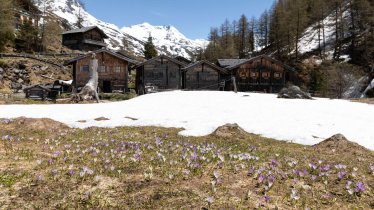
[
  {"left": 219, "top": 55, "right": 295, "bottom": 93},
  {"left": 14, "top": 0, "right": 41, "bottom": 29},
  {"left": 62, "top": 26, "right": 109, "bottom": 51},
  {"left": 182, "top": 60, "right": 228, "bottom": 90},
  {"left": 64, "top": 49, "right": 137, "bottom": 93},
  {"left": 135, "top": 55, "right": 185, "bottom": 94}
]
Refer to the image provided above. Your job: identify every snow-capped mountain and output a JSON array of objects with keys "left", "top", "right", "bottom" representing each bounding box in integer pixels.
[
  {"left": 122, "top": 23, "right": 208, "bottom": 59},
  {"left": 32, "top": 0, "right": 208, "bottom": 59}
]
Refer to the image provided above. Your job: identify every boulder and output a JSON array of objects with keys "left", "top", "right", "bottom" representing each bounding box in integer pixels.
[
  {"left": 41, "top": 66, "right": 49, "bottom": 71},
  {"left": 0, "top": 67, "right": 3, "bottom": 73},
  {"left": 278, "top": 86, "right": 313, "bottom": 99},
  {"left": 362, "top": 78, "right": 374, "bottom": 98},
  {"left": 11, "top": 82, "right": 22, "bottom": 90},
  {"left": 17, "top": 78, "right": 24, "bottom": 84},
  {"left": 0, "top": 75, "right": 3, "bottom": 81}
]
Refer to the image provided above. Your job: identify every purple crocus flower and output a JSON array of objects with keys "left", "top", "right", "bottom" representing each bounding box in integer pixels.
[
  {"left": 1, "top": 135, "right": 11, "bottom": 141},
  {"left": 264, "top": 195, "right": 270, "bottom": 202},
  {"left": 337, "top": 171, "right": 346, "bottom": 180},
  {"left": 51, "top": 169, "right": 58, "bottom": 175},
  {"left": 320, "top": 164, "right": 331, "bottom": 172},
  {"left": 355, "top": 181, "right": 365, "bottom": 192},
  {"left": 247, "top": 167, "right": 255, "bottom": 176},
  {"left": 193, "top": 162, "right": 201, "bottom": 169},
  {"left": 258, "top": 175, "right": 266, "bottom": 184},
  {"left": 206, "top": 196, "right": 214, "bottom": 204},
  {"left": 370, "top": 164, "right": 374, "bottom": 173},
  {"left": 69, "top": 170, "right": 75, "bottom": 176},
  {"left": 213, "top": 171, "right": 220, "bottom": 180},
  {"left": 309, "top": 163, "right": 317, "bottom": 170},
  {"left": 155, "top": 137, "right": 163, "bottom": 147},
  {"left": 185, "top": 169, "right": 190, "bottom": 176}
]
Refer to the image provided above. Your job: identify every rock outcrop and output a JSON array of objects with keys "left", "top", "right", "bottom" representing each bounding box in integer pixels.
[{"left": 278, "top": 86, "right": 313, "bottom": 99}]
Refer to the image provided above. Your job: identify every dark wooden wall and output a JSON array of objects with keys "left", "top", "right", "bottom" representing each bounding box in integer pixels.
[
  {"left": 136, "top": 57, "right": 182, "bottom": 91},
  {"left": 184, "top": 64, "right": 221, "bottom": 90},
  {"left": 63, "top": 29, "right": 106, "bottom": 51},
  {"left": 74, "top": 52, "right": 129, "bottom": 93},
  {"left": 233, "top": 57, "right": 287, "bottom": 93}
]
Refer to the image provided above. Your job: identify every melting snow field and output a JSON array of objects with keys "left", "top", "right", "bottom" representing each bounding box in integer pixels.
[{"left": 0, "top": 91, "right": 373, "bottom": 150}]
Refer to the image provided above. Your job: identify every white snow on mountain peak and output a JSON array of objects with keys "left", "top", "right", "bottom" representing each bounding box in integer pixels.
[
  {"left": 121, "top": 23, "right": 208, "bottom": 58},
  {"left": 32, "top": 0, "right": 208, "bottom": 59}
]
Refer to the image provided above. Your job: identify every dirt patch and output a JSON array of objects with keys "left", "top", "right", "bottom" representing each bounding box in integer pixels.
[
  {"left": 125, "top": 116, "right": 138, "bottom": 121},
  {"left": 94, "top": 117, "right": 110, "bottom": 121},
  {"left": 314, "top": 134, "right": 372, "bottom": 155},
  {"left": 9, "top": 117, "right": 69, "bottom": 132},
  {"left": 212, "top": 123, "right": 247, "bottom": 138},
  {"left": 77, "top": 120, "right": 87, "bottom": 123}
]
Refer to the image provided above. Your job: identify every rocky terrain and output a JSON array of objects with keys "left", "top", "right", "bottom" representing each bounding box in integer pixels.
[{"left": 0, "top": 58, "right": 71, "bottom": 94}]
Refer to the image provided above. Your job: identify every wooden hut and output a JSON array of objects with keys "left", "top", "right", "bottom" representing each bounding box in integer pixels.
[
  {"left": 220, "top": 55, "right": 295, "bottom": 93},
  {"left": 182, "top": 60, "right": 228, "bottom": 90},
  {"left": 135, "top": 55, "right": 185, "bottom": 94},
  {"left": 14, "top": 0, "right": 41, "bottom": 30},
  {"left": 64, "top": 49, "right": 137, "bottom": 93},
  {"left": 23, "top": 85, "right": 53, "bottom": 100},
  {"left": 62, "top": 26, "right": 109, "bottom": 51}
]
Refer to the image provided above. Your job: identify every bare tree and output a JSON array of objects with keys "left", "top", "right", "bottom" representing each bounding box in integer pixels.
[{"left": 72, "top": 53, "right": 100, "bottom": 103}]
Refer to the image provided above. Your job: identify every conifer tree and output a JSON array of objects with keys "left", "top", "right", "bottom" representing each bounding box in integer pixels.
[
  {"left": 143, "top": 34, "right": 158, "bottom": 59},
  {"left": 0, "top": 0, "right": 15, "bottom": 52},
  {"left": 16, "top": 21, "right": 39, "bottom": 52}
]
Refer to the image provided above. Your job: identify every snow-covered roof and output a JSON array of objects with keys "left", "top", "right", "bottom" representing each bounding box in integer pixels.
[{"left": 62, "top": 26, "right": 109, "bottom": 39}]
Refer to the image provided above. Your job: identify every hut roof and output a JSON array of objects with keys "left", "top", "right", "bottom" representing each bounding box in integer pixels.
[
  {"left": 135, "top": 55, "right": 186, "bottom": 68},
  {"left": 23, "top": 84, "right": 51, "bottom": 91},
  {"left": 64, "top": 49, "right": 138, "bottom": 66},
  {"left": 62, "top": 26, "right": 109, "bottom": 39},
  {"left": 183, "top": 60, "right": 229, "bottom": 74},
  {"left": 225, "top": 55, "right": 295, "bottom": 71},
  {"left": 217, "top": 59, "right": 248, "bottom": 69},
  {"left": 174, "top": 56, "right": 192, "bottom": 64}
]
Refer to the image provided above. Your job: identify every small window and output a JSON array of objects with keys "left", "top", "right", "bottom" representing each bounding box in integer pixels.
[
  {"left": 82, "top": 65, "right": 89, "bottom": 72},
  {"left": 274, "top": 72, "right": 282, "bottom": 79},
  {"left": 250, "top": 72, "right": 258, "bottom": 78},
  {"left": 114, "top": 66, "right": 121, "bottom": 73},
  {"left": 262, "top": 72, "right": 270, "bottom": 79},
  {"left": 99, "top": 66, "right": 106, "bottom": 73}
]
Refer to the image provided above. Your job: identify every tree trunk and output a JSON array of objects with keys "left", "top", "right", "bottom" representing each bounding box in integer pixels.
[{"left": 72, "top": 53, "right": 100, "bottom": 103}]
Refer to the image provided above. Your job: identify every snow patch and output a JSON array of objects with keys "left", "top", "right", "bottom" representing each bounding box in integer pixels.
[{"left": 1, "top": 91, "right": 373, "bottom": 150}]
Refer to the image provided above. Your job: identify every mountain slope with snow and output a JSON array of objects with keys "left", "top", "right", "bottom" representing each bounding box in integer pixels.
[
  {"left": 122, "top": 23, "right": 208, "bottom": 58},
  {"left": 32, "top": 0, "right": 207, "bottom": 58}
]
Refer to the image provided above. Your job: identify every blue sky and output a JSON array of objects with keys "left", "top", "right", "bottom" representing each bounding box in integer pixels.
[{"left": 86, "top": 0, "right": 275, "bottom": 40}]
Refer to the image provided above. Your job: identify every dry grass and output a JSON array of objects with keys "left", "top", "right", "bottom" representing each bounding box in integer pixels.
[
  {"left": 350, "top": 98, "right": 374, "bottom": 105},
  {"left": 0, "top": 118, "right": 373, "bottom": 209}
]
